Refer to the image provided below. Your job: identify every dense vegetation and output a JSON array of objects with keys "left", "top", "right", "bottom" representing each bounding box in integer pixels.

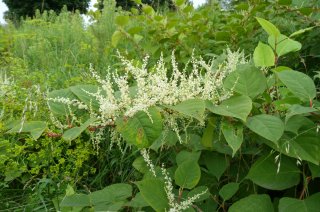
[{"left": 0, "top": 0, "right": 319, "bottom": 211}]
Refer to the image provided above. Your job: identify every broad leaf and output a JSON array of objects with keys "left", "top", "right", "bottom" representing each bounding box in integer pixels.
[
  {"left": 219, "top": 183, "right": 239, "bottom": 201},
  {"left": 62, "top": 117, "right": 97, "bottom": 141},
  {"left": 203, "top": 152, "right": 229, "bottom": 180},
  {"left": 309, "top": 163, "right": 320, "bottom": 179},
  {"left": 229, "top": 194, "right": 274, "bottom": 212},
  {"left": 47, "top": 88, "right": 77, "bottom": 115},
  {"left": 115, "top": 15, "right": 129, "bottom": 27},
  {"left": 207, "top": 95, "right": 252, "bottom": 122},
  {"left": 254, "top": 42, "right": 275, "bottom": 67},
  {"left": 60, "top": 194, "right": 91, "bottom": 207},
  {"left": 221, "top": 121, "right": 243, "bottom": 157},
  {"left": 7, "top": 121, "right": 47, "bottom": 140},
  {"left": 136, "top": 179, "right": 169, "bottom": 211},
  {"left": 268, "top": 34, "right": 301, "bottom": 57},
  {"left": 116, "top": 107, "right": 163, "bottom": 148},
  {"left": 277, "top": 70, "right": 316, "bottom": 102},
  {"left": 90, "top": 183, "right": 132, "bottom": 207},
  {"left": 166, "top": 99, "right": 205, "bottom": 121},
  {"left": 201, "top": 117, "right": 215, "bottom": 148},
  {"left": 176, "top": 150, "right": 201, "bottom": 165},
  {"left": 256, "top": 17, "right": 281, "bottom": 37},
  {"left": 246, "top": 114, "right": 284, "bottom": 143},
  {"left": 279, "top": 193, "right": 320, "bottom": 212},
  {"left": 150, "top": 130, "right": 178, "bottom": 151},
  {"left": 70, "top": 85, "right": 100, "bottom": 111},
  {"left": 246, "top": 154, "right": 300, "bottom": 190},
  {"left": 175, "top": 160, "right": 201, "bottom": 189},
  {"left": 276, "top": 131, "right": 320, "bottom": 165},
  {"left": 125, "top": 193, "right": 148, "bottom": 208},
  {"left": 132, "top": 156, "right": 149, "bottom": 173},
  {"left": 285, "top": 115, "right": 314, "bottom": 134},
  {"left": 285, "top": 104, "right": 317, "bottom": 123},
  {"left": 224, "top": 65, "right": 267, "bottom": 98}
]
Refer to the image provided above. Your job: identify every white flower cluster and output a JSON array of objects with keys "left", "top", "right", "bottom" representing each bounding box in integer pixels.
[
  {"left": 0, "top": 72, "right": 13, "bottom": 98},
  {"left": 85, "top": 49, "right": 246, "bottom": 125},
  {"left": 141, "top": 148, "right": 156, "bottom": 177},
  {"left": 140, "top": 151, "right": 208, "bottom": 211},
  {"left": 161, "top": 164, "right": 208, "bottom": 212}
]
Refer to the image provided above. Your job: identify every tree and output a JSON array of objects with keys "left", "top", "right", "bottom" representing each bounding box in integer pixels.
[
  {"left": 3, "top": 0, "right": 90, "bottom": 21},
  {"left": 96, "top": 0, "right": 174, "bottom": 11}
]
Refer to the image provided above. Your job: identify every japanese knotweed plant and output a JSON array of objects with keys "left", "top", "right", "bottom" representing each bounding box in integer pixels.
[
  {"left": 56, "top": 18, "right": 320, "bottom": 212},
  {"left": 6, "top": 18, "right": 320, "bottom": 212},
  {"left": 46, "top": 49, "right": 246, "bottom": 149}
]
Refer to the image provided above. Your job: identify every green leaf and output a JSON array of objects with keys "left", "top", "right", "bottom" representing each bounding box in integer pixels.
[
  {"left": 206, "top": 96, "right": 252, "bottom": 122},
  {"left": 268, "top": 34, "right": 301, "bottom": 57},
  {"left": 203, "top": 152, "right": 229, "bottom": 180},
  {"left": 62, "top": 117, "right": 97, "bottom": 141},
  {"left": 116, "top": 107, "right": 163, "bottom": 148},
  {"left": 7, "top": 121, "right": 47, "bottom": 140},
  {"left": 256, "top": 17, "right": 281, "bottom": 37},
  {"left": 115, "top": 15, "right": 129, "bottom": 27},
  {"left": 136, "top": 179, "right": 169, "bottom": 211},
  {"left": 254, "top": 42, "right": 275, "bottom": 67},
  {"left": 221, "top": 122, "right": 243, "bottom": 157},
  {"left": 133, "top": 34, "right": 143, "bottom": 43},
  {"left": 125, "top": 192, "right": 148, "bottom": 208},
  {"left": 201, "top": 117, "right": 215, "bottom": 148},
  {"left": 150, "top": 130, "right": 178, "bottom": 151},
  {"left": 70, "top": 85, "right": 100, "bottom": 111},
  {"left": 132, "top": 156, "right": 148, "bottom": 173},
  {"left": 309, "top": 163, "right": 320, "bottom": 179},
  {"left": 219, "top": 183, "right": 239, "bottom": 201},
  {"left": 289, "top": 27, "right": 314, "bottom": 37},
  {"left": 246, "top": 114, "right": 284, "bottom": 143},
  {"left": 175, "top": 160, "right": 201, "bottom": 189},
  {"left": 166, "top": 99, "right": 205, "bottom": 121},
  {"left": 65, "top": 184, "right": 75, "bottom": 196},
  {"left": 229, "top": 194, "right": 274, "bottom": 212},
  {"left": 133, "top": 0, "right": 142, "bottom": 4},
  {"left": 175, "top": 0, "right": 185, "bottom": 6},
  {"left": 277, "top": 70, "right": 316, "bottom": 102},
  {"left": 90, "top": 183, "right": 132, "bottom": 206},
  {"left": 47, "top": 88, "right": 77, "bottom": 115},
  {"left": 246, "top": 154, "right": 300, "bottom": 190},
  {"left": 111, "top": 30, "right": 122, "bottom": 47},
  {"left": 142, "top": 5, "right": 154, "bottom": 15},
  {"left": 276, "top": 131, "right": 320, "bottom": 165},
  {"left": 176, "top": 150, "right": 201, "bottom": 165},
  {"left": 285, "top": 115, "right": 314, "bottom": 134},
  {"left": 60, "top": 194, "right": 91, "bottom": 207},
  {"left": 224, "top": 64, "right": 267, "bottom": 98},
  {"left": 279, "top": 193, "right": 320, "bottom": 212},
  {"left": 285, "top": 104, "right": 317, "bottom": 123}
]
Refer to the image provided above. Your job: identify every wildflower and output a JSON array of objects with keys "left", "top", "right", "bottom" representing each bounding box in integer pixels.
[
  {"left": 141, "top": 148, "right": 156, "bottom": 177},
  {"left": 48, "top": 50, "right": 246, "bottom": 148},
  {"left": 161, "top": 164, "right": 208, "bottom": 212}
]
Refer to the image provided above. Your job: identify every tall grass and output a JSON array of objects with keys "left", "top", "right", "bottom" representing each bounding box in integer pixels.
[{"left": 3, "top": 1, "right": 118, "bottom": 89}]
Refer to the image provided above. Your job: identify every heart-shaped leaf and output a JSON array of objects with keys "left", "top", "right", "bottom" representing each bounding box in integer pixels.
[
  {"left": 277, "top": 70, "right": 316, "bottom": 102},
  {"left": 246, "top": 114, "right": 284, "bottom": 143},
  {"left": 116, "top": 107, "right": 163, "bottom": 148},
  {"left": 207, "top": 95, "right": 252, "bottom": 122}
]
